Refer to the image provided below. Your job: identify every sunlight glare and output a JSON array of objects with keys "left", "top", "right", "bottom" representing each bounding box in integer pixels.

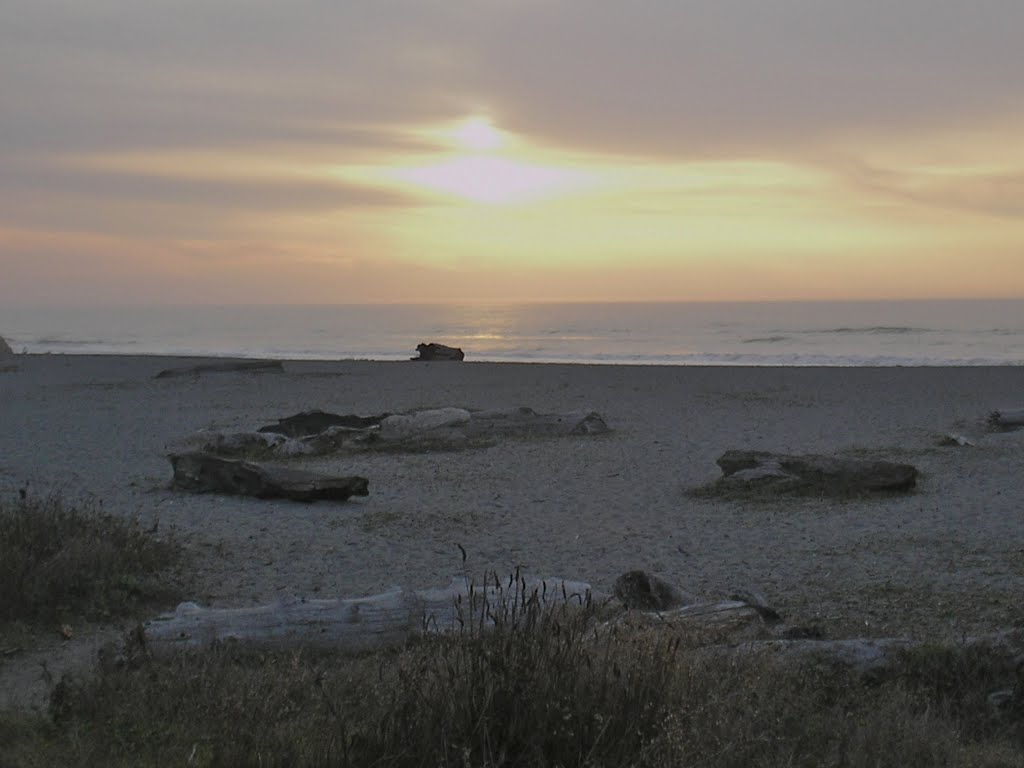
[
  {"left": 393, "top": 156, "right": 590, "bottom": 204},
  {"left": 451, "top": 116, "right": 503, "bottom": 151}
]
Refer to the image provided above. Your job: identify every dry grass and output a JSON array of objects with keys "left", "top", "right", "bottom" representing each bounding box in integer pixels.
[
  {"left": 2, "top": 581, "right": 1022, "bottom": 767},
  {"left": 0, "top": 493, "right": 184, "bottom": 628}
]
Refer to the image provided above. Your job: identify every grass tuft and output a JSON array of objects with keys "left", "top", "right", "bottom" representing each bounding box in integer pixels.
[{"left": 0, "top": 493, "right": 184, "bottom": 627}]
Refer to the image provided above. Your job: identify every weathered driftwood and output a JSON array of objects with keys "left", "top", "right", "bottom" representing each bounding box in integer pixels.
[
  {"left": 258, "top": 410, "right": 388, "bottom": 438},
  {"left": 169, "top": 451, "right": 369, "bottom": 502},
  {"left": 613, "top": 570, "right": 689, "bottom": 611},
  {"left": 412, "top": 342, "right": 464, "bottom": 361},
  {"left": 718, "top": 628, "right": 1024, "bottom": 677},
  {"left": 141, "top": 568, "right": 787, "bottom": 656},
  {"left": 990, "top": 408, "right": 1024, "bottom": 429},
  {"left": 462, "top": 407, "right": 610, "bottom": 438},
  {"left": 937, "top": 432, "right": 974, "bottom": 447},
  {"left": 706, "top": 450, "right": 918, "bottom": 496},
  {"left": 378, "top": 408, "right": 472, "bottom": 440},
  {"left": 155, "top": 360, "right": 284, "bottom": 379},
  {"left": 182, "top": 407, "right": 611, "bottom": 459},
  {"left": 143, "top": 576, "right": 599, "bottom": 655}
]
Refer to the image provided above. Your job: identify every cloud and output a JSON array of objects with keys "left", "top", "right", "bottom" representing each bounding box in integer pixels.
[
  {"left": 0, "top": 152, "right": 414, "bottom": 238},
  {"left": 3, "top": 1, "right": 1023, "bottom": 159},
  {"left": 842, "top": 163, "right": 1024, "bottom": 221},
  {"left": 2, "top": 1, "right": 1022, "bottom": 304}
]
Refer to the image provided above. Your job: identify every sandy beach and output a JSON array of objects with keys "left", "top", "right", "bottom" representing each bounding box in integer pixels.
[{"left": 2, "top": 354, "right": 1023, "bottom": 706}]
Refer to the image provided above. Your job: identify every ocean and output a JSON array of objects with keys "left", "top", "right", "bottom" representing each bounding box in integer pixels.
[{"left": 1, "top": 299, "right": 1022, "bottom": 367}]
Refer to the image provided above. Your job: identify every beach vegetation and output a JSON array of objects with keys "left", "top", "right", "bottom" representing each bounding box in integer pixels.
[
  {"left": 0, "top": 493, "right": 185, "bottom": 629},
  {"left": 2, "top": 585, "right": 1021, "bottom": 767}
]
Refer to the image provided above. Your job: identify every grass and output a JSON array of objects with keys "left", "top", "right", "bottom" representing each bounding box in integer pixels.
[
  {"left": 1, "top": 496, "right": 1021, "bottom": 766},
  {"left": 1, "top": 580, "right": 1022, "bottom": 767},
  {"left": 0, "top": 493, "right": 184, "bottom": 628}
]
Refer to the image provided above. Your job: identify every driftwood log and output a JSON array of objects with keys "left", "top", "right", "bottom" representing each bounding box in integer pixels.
[
  {"left": 412, "top": 342, "right": 464, "bottom": 361},
  {"left": 714, "top": 628, "right": 1024, "bottom": 678},
  {"left": 613, "top": 570, "right": 690, "bottom": 611},
  {"left": 169, "top": 451, "right": 369, "bottom": 502},
  {"left": 258, "top": 410, "right": 388, "bottom": 437},
  {"left": 702, "top": 450, "right": 918, "bottom": 496},
  {"left": 143, "top": 576, "right": 599, "bottom": 655},
  {"left": 138, "top": 571, "right": 1024, "bottom": 700},
  {"left": 155, "top": 360, "right": 284, "bottom": 379},
  {"left": 182, "top": 407, "right": 611, "bottom": 459},
  {"left": 990, "top": 408, "right": 1024, "bottom": 429},
  {"left": 461, "top": 407, "right": 610, "bottom": 438},
  {"left": 141, "top": 573, "right": 782, "bottom": 656}
]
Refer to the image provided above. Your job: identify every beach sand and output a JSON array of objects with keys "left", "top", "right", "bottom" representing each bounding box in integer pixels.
[{"left": 2, "top": 354, "right": 1023, "bottom": 707}]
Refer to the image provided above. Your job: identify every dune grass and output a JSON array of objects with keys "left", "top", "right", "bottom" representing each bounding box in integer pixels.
[
  {"left": 2, "top": 590, "right": 1022, "bottom": 767},
  {"left": 0, "top": 493, "right": 184, "bottom": 628},
  {"left": 1, "top": 495, "right": 1021, "bottom": 766}
]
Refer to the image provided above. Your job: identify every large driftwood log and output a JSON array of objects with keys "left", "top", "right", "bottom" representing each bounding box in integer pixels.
[
  {"left": 613, "top": 570, "right": 690, "bottom": 611},
  {"left": 141, "top": 570, "right": 783, "bottom": 656},
  {"left": 258, "top": 410, "right": 388, "bottom": 437},
  {"left": 143, "top": 576, "right": 599, "bottom": 655},
  {"left": 412, "top": 342, "right": 464, "bottom": 361},
  {"left": 180, "top": 407, "right": 611, "bottom": 459},
  {"left": 140, "top": 571, "right": 1024, "bottom": 703},
  {"left": 715, "top": 628, "right": 1024, "bottom": 677},
  {"left": 169, "top": 451, "right": 369, "bottom": 502},
  {"left": 463, "top": 407, "right": 610, "bottom": 438},
  {"left": 702, "top": 450, "right": 918, "bottom": 496},
  {"left": 990, "top": 408, "right": 1024, "bottom": 429},
  {"left": 155, "top": 360, "right": 284, "bottom": 379}
]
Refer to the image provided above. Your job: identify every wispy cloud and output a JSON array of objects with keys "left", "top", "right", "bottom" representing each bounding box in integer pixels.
[{"left": 1, "top": 0, "right": 1022, "bottom": 303}]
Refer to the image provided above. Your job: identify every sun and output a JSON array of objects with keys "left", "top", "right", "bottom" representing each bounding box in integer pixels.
[
  {"left": 332, "top": 114, "right": 595, "bottom": 205},
  {"left": 449, "top": 116, "right": 503, "bottom": 152}
]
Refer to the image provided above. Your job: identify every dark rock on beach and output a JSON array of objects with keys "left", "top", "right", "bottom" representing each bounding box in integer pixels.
[
  {"left": 0, "top": 336, "right": 13, "bottom": 358},
  {"left": 412, "top": 342, "right": 464, "bottom": 361}
]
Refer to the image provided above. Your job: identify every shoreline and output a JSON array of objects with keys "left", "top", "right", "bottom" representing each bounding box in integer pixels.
[
  {"left": 6, "top": 350, "right": 1024, "bottom": 369},
  {"left": 2, "top": 353, "right": 1023, "bottom": 706}
]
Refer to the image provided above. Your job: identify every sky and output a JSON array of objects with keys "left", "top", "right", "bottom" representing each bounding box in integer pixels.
[{"left": 1, "top": 0, "right": 1023, "bottom": 305}]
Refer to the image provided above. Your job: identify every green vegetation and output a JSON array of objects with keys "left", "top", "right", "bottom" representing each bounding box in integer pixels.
[
  {"left": 3, "top": 593, "right": 1023, "bottom": 767},
  {"left": 0, "top": 493, "right": 184, "bottom": 627}
]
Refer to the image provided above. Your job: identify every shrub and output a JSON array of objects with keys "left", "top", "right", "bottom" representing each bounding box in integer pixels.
[{"left": 0, "top": 493, "right": 183, "bottom": 626}]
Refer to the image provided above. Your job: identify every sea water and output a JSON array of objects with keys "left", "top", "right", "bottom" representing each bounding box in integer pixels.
[{"left": 0, "top": 299, "right": 1022, "bottom": 366}]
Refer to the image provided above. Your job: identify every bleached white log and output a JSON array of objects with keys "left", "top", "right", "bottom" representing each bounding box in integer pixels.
[
  {"left": 143, "top": 576, "right": 601, "bottom": 655},
  {"left": 379, "top": 408, "right": 472, "bottom": 439}
]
